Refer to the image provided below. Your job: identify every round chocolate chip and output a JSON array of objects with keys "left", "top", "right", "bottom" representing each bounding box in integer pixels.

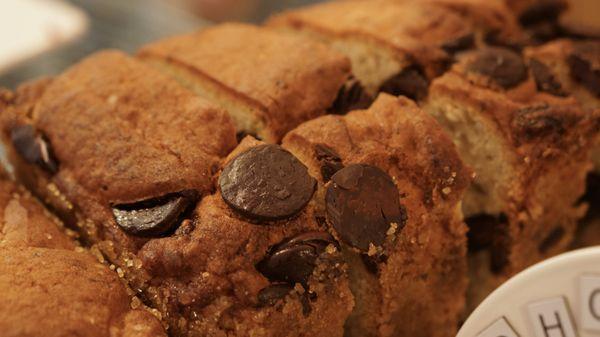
[
  {"left": 257, "top": 283, "right": 293, "bottom": 307},
  {"left": 466, "top": 48, "right": 527, "bottom": 89},
  {"left": 329, "top": 77, "right": 372, "bottom": 115},
  {"left": 568, "top": 41, "right": 600, "bottom": 97},
  {"left": 10, "top": 125, "right": 58, "bottom": 174},
  {"left": 112, "top": 191, "right": 196, "bottom": 237},
  {"left": 529, "top": 58, "right": 567, "bottom": 97},
  {"left": 314, "top": 144, "right": 344, "bottom": 182},
  {"left": 325, "top": 164, "right": 406, "bottom": 251},
  {"left": 219, "top": 144, "right": 316, "bottom": 221},
  {"left": 256, "top": 232, "right": 335, "bottom": 286},
  {"left": 379, "top": 66, "right": 429, "bottom": 101}
]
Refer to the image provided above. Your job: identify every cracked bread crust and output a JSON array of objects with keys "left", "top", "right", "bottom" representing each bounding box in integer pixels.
[
  {"left": 138, "top": 23, "right": 352, "bottom": 142},
  {"left": 133, "top": 137, "right": 353, "bottom": 337},
  {"left": 0, "top": 247, "right": 166, "bottom": 337},
  {"left": 282, "top": 94, "right": 471, "bottom": 337}
]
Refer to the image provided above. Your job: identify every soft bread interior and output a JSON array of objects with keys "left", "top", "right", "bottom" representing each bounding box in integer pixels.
[
  {"left": 142, "top": 58, "right": 275, "bottom": 142},
  {"left": 275, "top": 27, "right": 409, "bottom": 95},
  {"left": 423, "top": 98, "right": 515, "bottom": 217}
]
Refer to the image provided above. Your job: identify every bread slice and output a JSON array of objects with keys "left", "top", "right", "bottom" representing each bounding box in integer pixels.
[
  {"left": 282, "top": 94, "right": 472, "bottom": 337},
  {"left": 138, "top": 23, "right": 356, "bottom": 143},
  {"left": 267, "top": 0, "right": 523, "bottom": 100},
  {"left": 524, "top": 39, "right": 600, "bottom": 171},
  {"left": 423, "top": 46, "right": 598, "bottom": 310}
]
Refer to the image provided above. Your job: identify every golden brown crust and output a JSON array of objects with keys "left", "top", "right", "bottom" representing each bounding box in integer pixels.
[
  {"left": 282, "top": 94, "right": 471, "bottom": 337},
  {"left": 268, "top": 0, "right": 522, "bottom": 78},
  {"left": 138, "top": 23, "right": 351, "bottom": 142},
  {"left": 0, "top": 247, "right": 166, "bottom": 337}
]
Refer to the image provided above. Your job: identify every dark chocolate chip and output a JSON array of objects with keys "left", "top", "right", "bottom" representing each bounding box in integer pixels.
[
  {"left": 314, "top": 144, "right": 344, "bottom": 182},
  {"left": 256, "top": 232, "right": 335, "bottom": 286},
  {"left": 257, "top": 283, "right": 293, "bottom": 307},
  {"left": 112, "top": 190, "right": 197, "bottom": 237},
  {"left": 466, "top": 213, "right": 508, "bottom": 252},
  {"left": 235, "top": 130, "right": 262, "bottom": 143},
  {"left": 519, "top": 0, "right": 566, "bottom": 25},
  {"left": 513, "top": 104, "right": 570, "bottom": 141},
  {"left": 329, "top": 77, "right": 373, "bottom": 115},
  {"left": 219, "top": 144, "right": 316, "bottom": 221},
  {"left": 325, "top": 164, "right": 406, "bottom": 251},
  {"left": 379, "top": 66, "right": 429, "bottom": 101},
  {"left": 568, "top": 41, "right": 600, "bottom": 97},
  {"left": 529, "top": 58, "right": 568, "bottom": 96},
  {"left": 10, "top": 125, "right": 58, "bottom": 174},
  {"left": 538, "top": 226, "right": 566, "bottom": 253},
  {"left": 466, "top": 48, "right": 527, "bottom": 89},
  {"left": 442, "top": 33, "right": 475, "bottom": 54}
]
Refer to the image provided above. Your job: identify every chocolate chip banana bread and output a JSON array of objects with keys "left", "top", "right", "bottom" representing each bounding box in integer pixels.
[
  {"left": 0, "top": 50, "right": 354, "bottom": 337},
  {"left": 282, "top": 94, "right": 472, "bottom": 337},
  {"left": 0, "top": 167, "right": 166, "bottom": 337},
  {"left": 524, "top": 39, "right": 600, "bottom": 170},
  {"left": 423, "top": 46, "right": 599, "bottom": 309},
  {"left": 138, "top": 23, "right": 363, "bottom": 143},
  {"left": 0, "top": 50, "right": 241, "bottom": 336},
  {"left": 267, "top": 0, "right": 523, "bottom": 101}
]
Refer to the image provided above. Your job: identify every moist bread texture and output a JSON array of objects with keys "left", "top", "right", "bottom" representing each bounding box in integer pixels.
[
  {"left": 282, "top": 94, "right": 472, "bottom": 337},
  {"left": 423, "top": 46, "right": 599, "bottom": 309},
  {"left": 268, "top": 0, "right": 523, "bottom": 98},
  {"left": 138, "top": 23, "right": 353, "bottom": 142}
]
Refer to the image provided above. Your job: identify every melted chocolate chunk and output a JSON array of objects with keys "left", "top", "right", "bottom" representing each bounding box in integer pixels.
[
  {"left": 568, "top": 41, "right": 600, "bottom": 97},
  {"left": 538, "top": 226, "right": 566, "bottom": 253},
  {"left": 220, "top": 145, "right": 316, "bottom": 221},
  {"left": 256, "top": 232, "right": 335, "bottom": 286},
  {"left": 379, "top": 67, "right": 429, "bottom": 101},
  {"left": 466, "top": 48, "right": 527, "bottom": 89},
  {"left": 10, "top": 125, "right": 58, "bottom": 173},
  {"left": 314, "top": 144, "right": 344, "bottom": 182},
  {"left": 112, "top": 191, "right": 196, "bottom": 237},
  {"left": 325, "top": 164, "right": 406, "bottom": 251},
  {"left": 257, "top": 283, "right": 293, "bottom": 307},
  {"left": 442, "top": 33, "right": 475, "bottom": 54},
  {"left": 329, "top": 77, "right": 373, "bottom": 114},
  {"left": 513, "top": 104, "right": 570, "bottom": 141},
  {"left": 519, "top": 0, "right": 566, "bottom": 25},
  {"left": 529, "top": 58, "right": 567, "bottom": 96}
]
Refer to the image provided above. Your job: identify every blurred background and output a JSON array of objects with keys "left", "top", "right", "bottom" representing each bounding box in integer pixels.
[{"left": 0, "top": 0, "right": 324, "bottom": 88}]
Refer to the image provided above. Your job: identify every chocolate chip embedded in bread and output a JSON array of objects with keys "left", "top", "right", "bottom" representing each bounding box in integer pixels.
[
  {"left": 466, "top": 48, "right": 527, "bottom": 89},
  {"left": 112, "top": 191, "right": 196, "bottom": 237},
  {"left": 219, "top": 144, "right": 316, "bottom": 221},
  {"left": 329, "top": 77, "right": 373, "bottom": 115},
  {"left": 529, "top": 58, "right": 567, "bottom": 97},
  {"left": 519, "top": 0, "right": 566, "bottom": 25},
  {"left": 10, "top": 125, "right": 58, "bottom": 174},
  {"left": 568, "top": 41, "right": 600, "bottom": 97},
  {"left": 315, "top": 144, "right": 344, "bottom": 182},
  {"left": 325, "top": 164, "right": 406, "bottom": 252},
  {"left": 256, "top": 232, "right": 335, "bottom": 286},
  {"left": 379, "top": 66, "right": 429, "bottom": 101},
  {"left": 257, "top": 283, "right": 294, "bottom": 307}
]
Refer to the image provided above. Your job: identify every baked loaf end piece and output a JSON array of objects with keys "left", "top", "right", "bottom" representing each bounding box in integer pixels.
[
  {"left": 0, "top": 50, "right": 238, "bottom": 336},
  {"left": 524, "top": 39, "right": 600, "bottom": 171},
  {"left": 136, "top": 137, "right": 354, "bottom": 336},
  {"left": 138, "top": 23, "right": 357, "bottom": 143},
  {"left": 0, "top": 170, "right": 166, "bottom": 337},
  {"left": 423, "top": 46, "right": 598, "bottom": 308},
  {"left": 267, "top": 0, "right": 523, "bottom": 100},
  {"left": 282, "top": 94, "right": 472, "bottom": 337}
]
